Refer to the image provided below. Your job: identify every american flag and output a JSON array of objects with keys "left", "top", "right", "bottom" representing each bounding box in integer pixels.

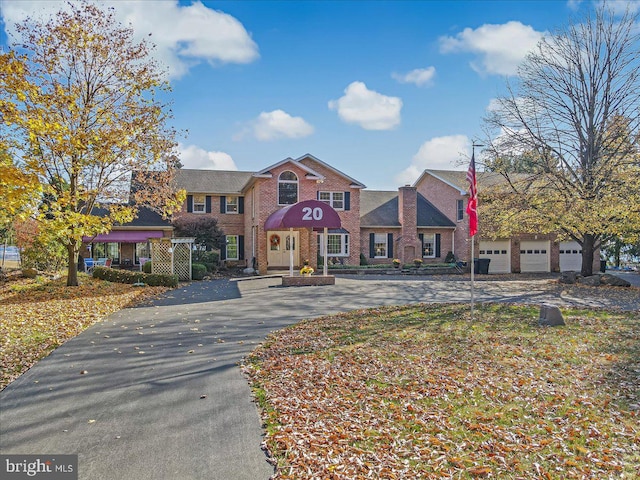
[{"left": 466, "top": 152, "right": 478, "bottom": 237}]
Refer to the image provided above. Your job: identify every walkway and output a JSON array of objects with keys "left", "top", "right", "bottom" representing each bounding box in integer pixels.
[{"left": 1, "top": 275, "right": 638, "bottom": 479}]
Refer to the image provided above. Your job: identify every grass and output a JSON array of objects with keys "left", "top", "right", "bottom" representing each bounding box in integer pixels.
[
  {"left": 1, "top": 273, "right": 169, "bottom": 390},
  {"left": 243, "top": 303, "right": 640, "bottom": 479}
]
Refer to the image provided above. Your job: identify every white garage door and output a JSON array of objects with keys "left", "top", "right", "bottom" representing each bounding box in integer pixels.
[
  {"left": 520, "top": 240, "right": 550, "bottom": 272},
  {"left": 479, "top": 240, "right": 511, "bottom": 273},
  {"left": 559, "top": 241, "right": 582, "bottom": 272}
]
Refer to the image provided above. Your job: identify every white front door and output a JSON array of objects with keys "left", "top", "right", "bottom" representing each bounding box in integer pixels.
[{"left": 267, "top": 231, "right": 300, "bottom": 268}]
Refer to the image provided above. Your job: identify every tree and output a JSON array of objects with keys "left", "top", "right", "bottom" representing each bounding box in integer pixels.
[
  {"left": 482, "top": 5, "right": 640, "bottom": 276},
  {"left": 1, "top": 2, "right": 184, "bottom": 286},
  {"left": 172, "top": 216, "right": 225, "bottom": 260}
]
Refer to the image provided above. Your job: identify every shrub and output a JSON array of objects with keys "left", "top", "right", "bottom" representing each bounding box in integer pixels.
[
  {"left": 359, "top": 253, "right": 368, "bottom": 266},
  {"left": 142, "top": 261, "right": 152, "bottom": 273},
  {"left": 92, "top": 266, "right": 178, "bottom": 287},
  {"left": 192, "top": 263, "right": 207, "bottom": 280},
  {"left": 193, "top": 250, "right": 219, "bottom": 265},
  {"left": 445, "top": 251, "right": 456, "bottom": 263}
]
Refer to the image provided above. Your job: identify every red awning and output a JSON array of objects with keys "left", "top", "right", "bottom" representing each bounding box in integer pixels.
[
  {"left": 264, "top": 200, "right": 341, "bottom": 230},
  {"left": 83, "top": 230, "right": 166, "bottom": 243}
]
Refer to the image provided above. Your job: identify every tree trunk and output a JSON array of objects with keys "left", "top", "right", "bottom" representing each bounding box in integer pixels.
[
  {"left": 66, "top": 242, "right": 79, "bottom": 286},
  {"left": 581, "top": 234, "right": 595, "bottom": 277}
]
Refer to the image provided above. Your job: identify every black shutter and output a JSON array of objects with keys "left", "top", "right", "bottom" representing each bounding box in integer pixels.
[
  {"left": 219, "top": 196, "right": 226, "bottom": 214},
  {"left": 387, "top": 233, "right": 394, "bottom": 258},
  {"left": 419, "top": 233, "right": 424, "bottom": 256},
  {"left": 369, "top": 233, "right": 375, "bottom": 258},
  {"left": 220, "top": 236, "right": 226, "bottom": 260},
  {"left": 238, "top": 197, "right": 244, "bottom": 214},
  {"left": 435, "top": 234, "right": 441, "bottom": 258},
  {"left": 239, "top": 235, "right": 245, "bottom": 260},
  {"left": 187, "top": 195, "right": 193, "bottom": 213},
  {"left": 344, "top": 192, "right": 350, "bottom": 211},
  {"left": 206, "top": 196, "right": 212, "bottom": 213},
  {"left": 317, "top": 191, "right": 320, "bottom": 200}
]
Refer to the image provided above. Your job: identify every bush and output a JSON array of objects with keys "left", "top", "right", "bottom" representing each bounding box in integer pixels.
[
  {"left": 142, "top": 261, "right": 152, "bottom": 273},
  {"left": 193, "top": 250, "right": 219, "bottom": 266},
  {"left": 192, "top": 263, "right": 207, "bottom": 280},
  {"left": 92, "top": 266, "right": 178, "bottom": 287},
  {"left": 360, "top": 253, "right": 368, "bottom": 266},
  {"left": 20, "top": 238, "right": 67, "bottom": 272},
  {"left": 445, "top": 251, "right": 456, "bottom": 263}
]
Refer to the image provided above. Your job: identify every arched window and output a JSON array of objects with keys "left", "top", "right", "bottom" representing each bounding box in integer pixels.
[{"left": 278, "top": 171, "right": 298, "bottom": 205}]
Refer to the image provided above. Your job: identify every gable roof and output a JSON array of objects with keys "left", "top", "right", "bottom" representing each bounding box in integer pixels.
[
  {"left": 360, "top": 191, "right": 455, "bottom": 228},
  {"left": 254, "top": 157, "right": 324, "bottom": 180},
  {"left": 415, "top": 169, "right": 533, "bottom": 194},
  {"left": 174, "top": 169, "right": 254, "bottom": 195},
  {"left": 296, "top": 154, "right": 366, "bottom": 188}
]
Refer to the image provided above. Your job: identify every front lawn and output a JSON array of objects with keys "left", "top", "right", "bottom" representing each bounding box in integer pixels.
[{"left": 244, "top": 304, "right": 639, "bottom": 479}]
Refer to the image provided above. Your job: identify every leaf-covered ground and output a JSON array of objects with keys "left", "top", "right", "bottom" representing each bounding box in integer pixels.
[
  {"left": 244, "top": 304, "right": 640, "bottom": 479},
  {"left": 1, "top": 274, "right": 168, "bottom": 390}
]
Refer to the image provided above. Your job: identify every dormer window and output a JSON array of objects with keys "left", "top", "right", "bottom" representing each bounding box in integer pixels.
[{"left": 278, "top": 171, "right": 298, "bottom": 205}]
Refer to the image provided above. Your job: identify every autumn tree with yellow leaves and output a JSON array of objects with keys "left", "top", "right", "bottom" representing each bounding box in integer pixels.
[
  {"left": 1, "top": 2, "right": 184, "bottom": 286},
  {"left": 482, "top": 5, "right": 640, "bottom": 276}
]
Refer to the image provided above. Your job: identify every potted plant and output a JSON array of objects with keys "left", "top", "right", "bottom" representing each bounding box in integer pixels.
[
  {"left": 300, "top": 265, "right": 314, "bottom": 276},
  {"left": 392, "top": 258, "right": 401, "bottom": 268},
  {"left": 413, "top": 258, "right": 423, "bottom": 268}
]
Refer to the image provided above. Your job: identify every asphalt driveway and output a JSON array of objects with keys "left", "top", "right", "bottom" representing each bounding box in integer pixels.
[{"left": 1, "top": 274, "right": 638, "bottom": 479}]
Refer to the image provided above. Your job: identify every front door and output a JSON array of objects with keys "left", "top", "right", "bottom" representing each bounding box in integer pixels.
[{"left": 267, "top": 231, "right": 299, "bottom": 268}]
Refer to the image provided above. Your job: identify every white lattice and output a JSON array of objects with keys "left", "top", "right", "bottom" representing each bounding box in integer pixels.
[
  {"left": 173, "top": 242, "right": 191, "bottom": 281},
  {"left": 151, "top": 240, "right": 173, "bottom": 276}
]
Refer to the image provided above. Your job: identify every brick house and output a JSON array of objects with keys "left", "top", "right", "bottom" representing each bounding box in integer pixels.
[
  {"left": 96, "top": 153, "right": 597, "bottom": 275},
  {"left": 414, "top": 169, "right": 600, "bottom": 274}
]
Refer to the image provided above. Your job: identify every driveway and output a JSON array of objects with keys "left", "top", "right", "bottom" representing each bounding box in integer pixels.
[{"left": 1, "top": 275, "right": 638, "bottom": 479}]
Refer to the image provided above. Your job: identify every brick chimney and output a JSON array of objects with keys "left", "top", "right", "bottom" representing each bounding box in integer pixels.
[{"left": 397, "top": 186, "right": 422, "bottom": 262}]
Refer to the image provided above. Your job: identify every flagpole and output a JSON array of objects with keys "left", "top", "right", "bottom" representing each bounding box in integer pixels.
[
  {"left": 468, "top": 143, "right": 483, "bottom": 321},
  {"left": 470, "top": 235, "right": 475, "bottom": 320}
]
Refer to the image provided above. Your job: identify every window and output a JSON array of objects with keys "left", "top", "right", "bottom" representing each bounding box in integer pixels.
[
  {"left": 135, "top": 242, "right": 150, "bottom": 265},
  {"left": 92, "top": 242, "right": 119, "bottom": 263},
  {"left": 278, "top": 171, "right": 298, "bottom": 205},
  {"left": 226, "top": 235, "right": 239, "bottom": 260},
  {"left": 225, "top": 196, "right": 238, "bottom": 213},
  {"left": 374, "top": 233, "right": 387, "bottom": 258},
  {"left": 318, "top": 233, "right": 349, "bottom": 256},
  {"left": 192, "top": 194, "right": 206, "bottom": 213},
  {"left": 319, "top": 191, "right": 344, "bottom": 210},
  {"left": 457, "top": 199, "right": 464, "bottom": 221},
  {"left": 422, "top": 233, "right": 435, "bottom": 258}
]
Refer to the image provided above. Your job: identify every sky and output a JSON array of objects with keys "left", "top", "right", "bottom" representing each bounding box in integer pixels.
[{"left": 1, "top": 0, "right": 638, "bottom": 190}]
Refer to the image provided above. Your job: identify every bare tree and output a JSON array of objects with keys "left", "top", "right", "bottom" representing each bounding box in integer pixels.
[{"left": 483, "top": 4, "right": 640, "bottom": 276}]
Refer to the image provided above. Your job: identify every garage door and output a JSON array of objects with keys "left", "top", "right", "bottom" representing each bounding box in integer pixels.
[
  {"left": 479, "top": 240, "right": 511, "bottom": 273},
  {"left": 520, "top": 240, "right": 550, "bottom": 272},
  {"left": 559, "top": 241, "right": 582, "bottom": 272}
]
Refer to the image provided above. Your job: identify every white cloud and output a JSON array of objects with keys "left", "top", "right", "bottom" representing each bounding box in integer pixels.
[
  {"left": 439, "top": 21, "right": 544, "bottom": 76},
  {"left": 600, "top": 0, "right": 640, "bottom": 15},
  {"left": 567, "top": 0, "right": 583, "bottom": 11},
  {"left": 1, "top": 0, "right": 259, "bottom": 79},
  {"left": 395, "top": 135, "right": 471, "bottom": 185},
  {"left": 178, "top": 144, "right": 238, "bottom": 170},
  {"left": 328, "top": 81, "right": 402, "bottom": 130},
  {"left": 392, "top": 67, "right": 436, "bottom": 87},
  {"left": 241, "top": 110, "right": 314, "bottom": 141}
]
